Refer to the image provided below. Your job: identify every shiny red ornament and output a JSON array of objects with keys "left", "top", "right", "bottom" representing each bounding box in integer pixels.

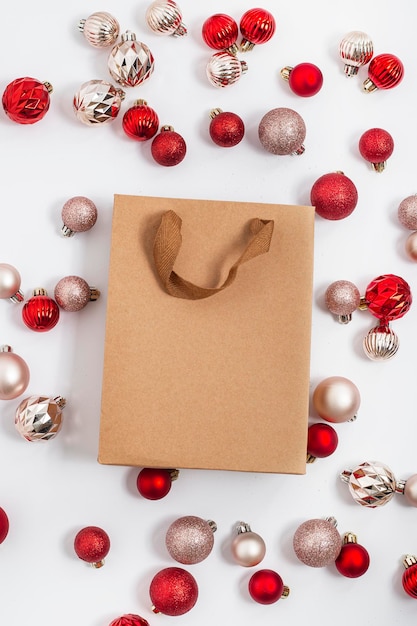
[
  {"left": 0, "top": 507, "right": 9, "bottom": 543},
  {"left": 335, "top": 534, "right": 370, "bottom": 578},
  {"left": 402, "top": 555, "right": 417, "bottom": 598},
  {"left": 363, "top": 53, "right": 404, "bottom": 92},
  {"left": 281, "top": 62, "right": 323, "bottom": 97},
  {"left": 310, "top": 171, "right": 358, "bottom": 220},
  {"left": 239, "top": 8, "right": 276, "bottom": 51},
  {"left": 149, "top": 567, "right": 198, "bottom": 616},
  {"left": 248, "top": 569, "right": 289, "bottom": 604},
  {"left": 151, "top": 126, "right": 186, "bottom": 166},
  {"left": 359, "top": 128, "right": 394, "bottom": 172},
  {"left": 307, "top": 423, "right": 338, "bottom": 462},
  {"left": 109, "top": 614, "right": 149, "bottom": 626},
  {"left": 122, "top": 99, "right": 159, "bottom": 142},
  {"left": 22, "top": 289, "right": 60, "bottom": 332},
  {"left": 209, "top": 108, "right": 245, "bottom": 147},
  {"left": 364, "top": 274, "right": 412, "bottom": 322},
  {"left": 202, "top": 13, "right": 238, "bottom": 53},
  {"left": 74, "top": 525, "right": 110, "bottom": 567},
  {"left": 2, "top": 77, "right": 53, "bottom": 124},
  {"left": 136, "top": 467, "right": 179, "bottom": 500}
]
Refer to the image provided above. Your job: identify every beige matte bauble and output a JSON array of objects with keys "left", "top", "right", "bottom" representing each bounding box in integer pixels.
[
  {"left": 312, "top": 376, "right": 360, "bottom": 423},
  {"left": 405, "top": 231, "right": 417, "bottom": 262},
  {"left": 231, "top": 522, "right": 266, "bottom": 567}
]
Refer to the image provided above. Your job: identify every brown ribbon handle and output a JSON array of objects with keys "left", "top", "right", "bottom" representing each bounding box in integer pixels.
[{"left": 153, "top": 210, "right": 274, "bottom": 300}]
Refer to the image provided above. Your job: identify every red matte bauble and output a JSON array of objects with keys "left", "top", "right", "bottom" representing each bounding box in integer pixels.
[
  {"left": 310, "top": 172, "right": 358, "bottom": 220},
  {"left": 248, "top": 569, "right": 285, "bottom": 604},
  {"left": 286, "top": 63, "right": 323, "bottom": 97},
  {"left": 151, "top": 127, "right": 186, "bottom": 166},
  {"left": 136, "top": 468, "right": 177, "bottom": 500},
  {"left": 202, "top": 14, "right": 238, "bottom": 52},
  {"left": 149, "top": 567, "right": 198, "bottom": 616},
  {"left": 109, "top": 614, "right": 150, "bottom": 626},
  {"left": 74, "top": 526, "right": 110, "bottom": 567},
  {"left": 335, "top": 542, "right": 370, "bottom": 578},
  {"left": 209, "top": 110, "right": 245, "bottom": 147},
  {"left": 122, "top": 101, "right": 159, "bottom": 141},
  {"left": 2, "top": 77, "right": 52, "bottom": 124},
  {"left": 363, "top": 53, "right": 404, "bottom": 92},
  {"left": 0, "top": 507, "right": 9, "bottom": 543},
  {"left": 22, "top": 290, "right": 60, "bottom": 332},
  {"left": 364, "top": 274, "right": 412, "bottom": 322},
  {"left": 359, "top": 128, "right": 394, "bottom": 171},
  {"left": 307, "top": 423, "right": 338, "bottom": 458},
  {"left": 239, "top": 8, "right": 276, "bottom": 49}
]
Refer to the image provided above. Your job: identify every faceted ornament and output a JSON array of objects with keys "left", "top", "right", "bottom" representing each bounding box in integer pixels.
[
  {"left": 340, "top": 460, "right": 397, "bottom": 507},
  {"left": 363, "top": 324, "right": 399, "bottom": 361},
  {"left": 73, "top": 80, "right": 125, "bottom": 125},
  {"left": 109, "top": 614, "right": 150, "bottom": 626},
  {"left": 15, "top": 395, "right": 66, "bottom": 442},
  {"left": 2, "top": 77, "right": 53, "bottom": 124},
  {"left": 108, "top": 31, "right": 155, "bottom": 88},
  {"left": 364, "top": 274, "right": 412, "bottom": 321}
]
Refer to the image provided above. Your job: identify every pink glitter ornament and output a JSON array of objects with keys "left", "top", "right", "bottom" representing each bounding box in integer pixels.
[
  {"left": 325, "top": 280, "right": 361, "bottom": 323},
  {"left": 61, "top": 196, "right": 98, "bottom": 236},
  {"left": 293, "top": 517, "right": 342, "bottom": 567},
  {"left": 54, "top": 276, "right": 100, "bottom": 312},
  {"left": 165, "top": 515, "right": 216, "bottom": 564},
  {"left": 258, "top": 107, "right": 306, "bottom": 155}
]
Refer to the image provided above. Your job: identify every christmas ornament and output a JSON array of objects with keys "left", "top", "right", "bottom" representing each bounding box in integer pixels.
[
  {"left": 258, "top": 107, "right": 306, "bottom": 155},
  {"left": 280, "top": 62, "right": 323, "bottom": 97},
  {"left": 312, "top": 376, "right": 360, "bottom": 423},
  {"left": 0, "top": 345, "right": 30, "bottom": 400},
  {"left": 358, "top": 128, "right": 394, "bottom": 172},
  {"left": 395, "top": 474, "right": 417, "bottom": 507},
  {"left": 165, "top": 515, "right": 217, "bottom": 564},
  {"left": 0, "top": 507, "right": 9, "bottom": 543},
  {"left": 335, "top": 533, "right": 370, "bottom": 578},
  {"left": 109, "top": 616, "right": 149, "bottom": 626},
  {"left": 325, "top": 280, "right": 361, "bottom": 323},
  {"left": 206, "top": 51, "right": 248, "bottom": 88},
  {"left": 339, "top": 31, "right": 373, "bottom": 77},
  {"left": 108, "top": 31, "right": 155, "bottom": 88},
  {"left": 340, "top": 460, "right": 397, "bottom": 507},
  {"left": 306, "top": 422, "right": 338, "bottom": 463},
  {"left": 239, "top": 8, "right": 276, "bottom": 52},
  {"left": 231, "top": 521, "right": 266, "bottom": 567},
  {"left": 402, "top": 555, "right": 417, "bottom": 598},
  {"left": 2, "top": 77, "right": 53, "bottom": 124},
  {"left": 78, "top": 11, "right": 120, "bottom": 48},
  {"left": 248, "top": 569, "right": 290, "bottom": 604},
  {"left": 61, "top": 196, "right": 98, "bottom": 236},
  {"left": 15, "top": 395, "right": 66, "bottom": 442},
  {"left": 293, "top": 517, "right": 342, "bottom": 567},
  {"left": 209, "top": 108, "right": 245, "bottom": 147},
  {"left": 363, "top": 53, "right": 404, "bottom": 92},
  {"left": 202, "top": 13, "right": 238, "bottom": 54},
  {"left": 310, "top": 171, "right": 358, "bottom": 220},
  {"left": 74, "top": 526, "right": 110, "bottom": 568},
  {"left": 122, "top": 100, "right": 159, "bottom": 141},
  {"left": 22, "top": 288, "right": 60, "bottom": 332},
  {"left": 398, "top": 195, "right": 417, "bottom": 262},
  {"left": 73, "top": 80, "right": 125, "bottom": 125},
  {"left": 0, "top": 263, "right": 23, "bottom": 302},
  {"left": 136, "top": 467, "right": 179, "bottom": 499},
  {"left": 149, "top": 567, "right": 198, "bottom": 616},
  {"left": 146, "top": 0, "right": 187, "bottom": 37},
  {"left": 54, "top": 276, "right": 100, "bottom": 312},
  {"left": 151, "top": 126, "right": 186, "bottom": 166}
]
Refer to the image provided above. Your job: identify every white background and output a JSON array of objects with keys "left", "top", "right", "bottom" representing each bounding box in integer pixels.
[{"left": 0, "top": 1, "right": 416, "bottom": 624}]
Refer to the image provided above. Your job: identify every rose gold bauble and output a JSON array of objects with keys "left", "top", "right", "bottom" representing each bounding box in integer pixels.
[
  {"left": 293, "top": 517, "right": 342, "bottom": 567},
  {"left": 312, "top": 376, "right": 360, "bottom": 423}
]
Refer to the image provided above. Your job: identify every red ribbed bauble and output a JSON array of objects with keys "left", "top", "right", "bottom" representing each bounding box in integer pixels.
[
  {"left": 209, "top": 108, "right": 245, "bottom": 147},
  {"left": 310, "top": 171, "right": 358, "bottom": 220},
  {"left": 402, "top": 556, "right": 417, "bottom": 598},
  {"left": 136, "top": 467, "right": 179, "bottom": 500},
  {"left": 0, "top": 507, "right": 9, "bottom": 543},
  {"left": 149, "top": 567, "right": 198, "bottom": 616},
  {"left": 151, "top": 126, "right": 186, "bottom": 166},
  {"left": 363, "top": 53, "right": 404, "bottom": 92},
  {"left": 122, "top": 100, "right": 159, "bottom": 141},
  {"left": 239, "top": 8, "right": 276, "bottom": 51},
  {"left": 202, "top": 13, "right": 238, "bottom": 52},
  {"left": 22, "top": 289, "right": 60, "bottom": 332}
]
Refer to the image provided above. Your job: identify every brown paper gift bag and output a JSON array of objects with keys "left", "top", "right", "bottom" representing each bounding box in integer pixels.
[{"left": 99, "top": 194, "right": 315, "bottom": 474}]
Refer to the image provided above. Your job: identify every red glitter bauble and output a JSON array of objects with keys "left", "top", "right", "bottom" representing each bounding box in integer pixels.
[
  {"left": 109, "top": 614, "right": 149, "bottom": 626},
  {"left": 0, "top": 507, "right": 9, "bottom": 543},
  {"left": 151, "top": 127, "right": 186, "bottom": 166},
  {"left": 364, "top": 53, "right": 404, "bottom": 92},
  {"left": 239, "top": 8, "right": 275, "bottom": 49},
  {"left": 136, "top": 467, "right": 178, "bottom": 500},
  {"left": 310, "top": 172, "right": 358, "bottom": 220},
  {"left": 149, "top": 567, "right": 198, "bottom": 616},
  {"left": 365, "top": 274, "right": 412, "bottom": 322},
  {"left": 285, "top": 62, "right": 323, "bottom": 97},
  {"left": 359, "top": 128, "right": 394, "bottom": 171},
  {"left": 209, "top": 110, "right": 245, "bottom": 147},
  {"left": 122, "top": 101, "right": 159, "bottom": 142},
  {"left": 22, "top": 290, "right": 60, "bottom": 332},
  {"left": 2, "top": 77, "right": 52, "bottom": 124},
  {"left": 202, "top": 14, "right": 238, "bottom": 51},
  {"left": 74, "top": 526, "right": 110, "bottom": 567},
  {"left": 335, "top": 542, "right": 370, "bottom": 578},
  {"left": 248, "top": 569, "right": 286, "bottom": 604},
  {"left": 307, "top": 423, "right": 338, "bottom": 459},
  {"left": 402, "top": 558, "right": 417, "bottom": 598}
]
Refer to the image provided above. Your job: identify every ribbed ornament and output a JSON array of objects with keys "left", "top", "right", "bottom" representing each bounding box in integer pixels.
[
  {"left": 363, "top": 324, "right": 399, "bottom": 361},
  {"left": 78, "top": 12, "right": 120, "bottom": 47},
  {"left": 339, "top": 31, "right": 373, "bottom": 76},
  {"left": 146, "top": 0, "right": 186, "bottom": 36},
  {"left": 206, "top": 51, "right": 247, "bottom": 87}
]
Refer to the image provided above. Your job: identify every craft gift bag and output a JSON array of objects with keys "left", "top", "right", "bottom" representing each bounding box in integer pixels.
[{"left": 99, "top": 195, "right": 315, "bottom": 474}]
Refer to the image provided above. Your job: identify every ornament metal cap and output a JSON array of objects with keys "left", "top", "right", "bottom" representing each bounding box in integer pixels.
[
  {"left": 342, "top": 532, "right": 357, "bottom": 545},
  {"left": 403, "top": 555, "right": 417, "bottom": 569}
]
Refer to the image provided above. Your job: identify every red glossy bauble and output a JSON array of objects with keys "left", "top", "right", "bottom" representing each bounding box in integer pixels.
[
  {"left": 2, "top": 77, "right": 53, "bottom": 124},
  {"left": 364, "top": 274, "right": 412, "bottom": 322},
  {"left": 202, "top": 14, "right": 238, "bottom": 52},
  {"left": 74, "top": 525, "right": 110, "bottom": 567},
  {"left": 122, "top": 100, "right": 159, "bottom": 142},
  {"left": 248, "top": 569, "right": 288, "bottom": 604},
  {"left": 136, "top": 467, "right": 178, "bottom": 500},
  {"left": 151, "top": 126, "right": 186, "bottom": 166},
  {"left": 149, "top": 567, "right": 198, "bottom": 616},
  {"left": 209, "top": 109, "right": 245, "bottom": 147},
  {"left": 310, "top": 172, "right": 358, "bottom": 220},
  {"left": 307, "top": 423, "right": 338, "bottom": 459},
  {"left": 359, "top": 128, "right": 394, "bottom": 171},
  {"left": 22, "top": 289, "right": 60, "bottom": 332},
  {"left": 239, "top": 8, "right": 276, "bottom": 50},
  {"left": 109, "top": 614, "right": 149, "bottom": 626},
  {"left": 284, "top": 62, "right": 323, "bottom": 97},
  {"left": 335, "top": 541, "right": 370, "bottom": 578},
  {"left": 0, "top": 507, "right": 9, "bottom": 543},
  {"left": 402, "top": 557, "right": 417, "bottom": 598},
  {"left": 363, "top": 53, "right": 404, "bottom": 92}
]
